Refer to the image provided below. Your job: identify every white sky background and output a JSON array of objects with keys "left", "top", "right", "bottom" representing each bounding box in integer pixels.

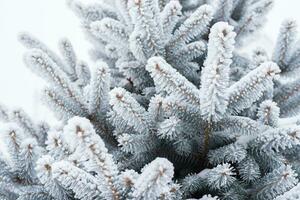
[{"left": 0, "top": 0, "right": 299, "bottom": 123}]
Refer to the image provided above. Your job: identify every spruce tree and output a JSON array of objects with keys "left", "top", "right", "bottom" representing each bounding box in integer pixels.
[{"left": 1, "top": 0, "right": 300, "bottom": 199}]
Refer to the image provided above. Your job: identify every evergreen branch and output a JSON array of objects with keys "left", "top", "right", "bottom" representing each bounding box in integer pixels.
[
  {"left": 147, "top": 95, "right": 165, "bottom": 124},
  {"left": 168, "top": 4, "right": 213, "bottom": 49},
  {"left": 252, "top": 165, "right": 298, "bottom": 200},
  {"left": 257, "top": 100, "right": 280, "bottom": 127},
  {"left": 35, "top": 155, "right": 71, "bottom": 200},
  {"left": 208, "top": 143, "right": 247, "bottom": 165},
  {"left": 235, "top": 0, "right": 273, "bottom": 42},
  {"left": 52, "top": 161, "right": 104, "bottom": 200},
  {"left": 24, "top": 50, "right": 88, "bottom": 115},
  {"left": 109, "top": 87, "right": 151, "bottom": 135},
  {"left": 274, "top": 77, "right": 300, "bottom": 117},
  {"left": 206, "top": 163, "right": 236, "bottom": 190},
  {"left": 128, "top": 0, "right": 165, "bottom": 58},
  {"left": 160, "top": 1, "right": 182, "bottom": 39},
  {"left": 117, "top": 133, "right": 158, "bottom": 154},
  {"left": 75, "top": 61, "right": 91, "bottom": 87},
  {"left": 9, "top": 108, "right": 38, "bottom": 139},
  {"left": 200, "top": 22, "right": 236, "bottom": 122},
  {"left": 238, "top": 157, "right": 261, "bottom": 183},
  {"left": 272, "top": 19, "right": 298, "bottom": 71},
  {"left": 18, "top": 138, "right": 42, "bottom": 183},
  {"left": 68, "top": 0, "right": 117, "bottom": 24},
  {"left": 173, "top": 41, "right": 206, "bottom": 62},
  {"left": 63, "top": 117, "right": 120, "bottom": 199},
  {"left": 46, "top": 130, "right": 74, "bottom": 160},
  {"left": 42, "top": 87, "right": 87, "bottom": 120},
  {"left": 227, "top": 62, "right": 280, "bottom": 114},
  {"left": 58, "top": 38, "right": 78, "bottom": 81},
  {"left": 146, "top": 57, "right": 201, "bottom": 107},
  {"left": 217, "top": 116, "right": 268, "bottom": 136},
  {"left": 0, "top": 124, "right": 26, "bottom": 173},
  {"left": 19, "top": 33, "right": 69, "bottom": 75},
  {"left": 252, "top": 127, "right": 300, "bottom": 154},
  {"left": 90, "top": 17, "right": 129, "bottom": 48},
  {"left": 88, "top": 61, "right": 111, "bottom": 116},
  {"left": 131, "top": 157, "right": 176, "bottom": 199}
]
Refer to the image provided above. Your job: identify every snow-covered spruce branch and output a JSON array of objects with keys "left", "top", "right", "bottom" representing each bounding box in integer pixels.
[
  {"left": 227, "top": 61, "right": 280, "bottom": 114},
  {"left": 199, "top": 22, "right": 236, "bottom": 123},
  {"left": 146, "top": 56, "right": 201, "bottom": 107}
]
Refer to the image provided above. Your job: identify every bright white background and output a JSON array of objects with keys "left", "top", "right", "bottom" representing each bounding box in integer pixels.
[{"left": 0, "top": 0, "right": 299, "bottom": 122}]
